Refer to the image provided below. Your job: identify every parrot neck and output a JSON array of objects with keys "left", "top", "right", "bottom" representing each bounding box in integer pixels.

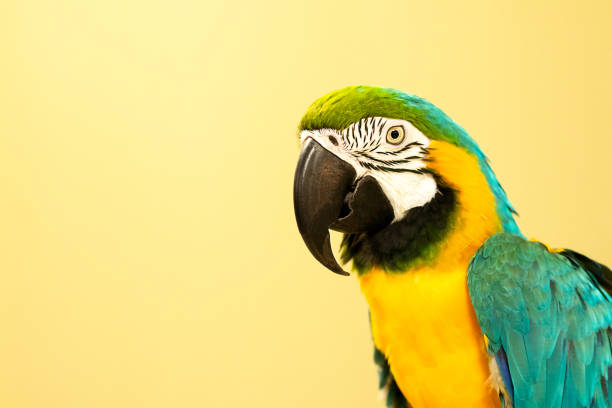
[
  {"left": 355, "top": 140, "right": 516, "bottom": 407},
  {"left": 341, "top": 140, "right": 519, "bottom": 274}
]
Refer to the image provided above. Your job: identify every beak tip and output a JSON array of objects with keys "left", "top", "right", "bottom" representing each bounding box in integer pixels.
[
  {"left": 302, "top": 231, "right": 350, "bottom": 276},
  {"left": 335, "top": 269, "right": 351, "bottom": 276},
  {"left": 324, "top": 261, "right": 351, "bottom": 276},
  {"left": 317, "top": 259, "right": 350, "bottom": 276}
]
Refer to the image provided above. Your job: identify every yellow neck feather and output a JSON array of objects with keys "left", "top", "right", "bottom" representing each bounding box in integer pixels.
[
  {"left": 358, "top": 141, "right": 503, "bottom": 407},
  {"left": 425, "top": 140, "right": 503, "bottom": 267}
]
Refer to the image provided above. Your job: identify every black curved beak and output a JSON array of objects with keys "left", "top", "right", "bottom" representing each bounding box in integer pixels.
[{"left": 293, "top": 139, "right": 394, "bottom": 275}]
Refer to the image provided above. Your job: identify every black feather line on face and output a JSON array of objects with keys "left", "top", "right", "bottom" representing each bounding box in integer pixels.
[
  {"left": 358, "top": 161, "right": 431, "bottom": 174},
  {"left": 377, "top": 142, "right": 424, "bottom": 155},
  {"left": 360, "top": 119, "right": 367, "bottom": 145},
  {"left": 358, "top": 152, "right": 422, "bottom": 166},
  {"left": 364, "top": 120, "right": 372, "bottom": 148}
]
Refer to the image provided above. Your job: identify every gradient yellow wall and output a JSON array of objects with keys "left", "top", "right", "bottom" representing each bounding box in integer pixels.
[{"left": 1, "top": 1, "right": 611, "bottom": 407}]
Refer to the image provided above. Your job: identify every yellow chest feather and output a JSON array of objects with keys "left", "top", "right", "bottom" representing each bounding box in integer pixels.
[
  {"left": 355, "top": 140, "right": 504, "bottom": 407},
  {"left": 360, "top": 266, "right": 500, "bottom": 407}
]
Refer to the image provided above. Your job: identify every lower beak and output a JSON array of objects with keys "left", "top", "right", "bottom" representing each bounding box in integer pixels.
[{"left": 293, "top": 139, "right": 394, "bottom": 275}]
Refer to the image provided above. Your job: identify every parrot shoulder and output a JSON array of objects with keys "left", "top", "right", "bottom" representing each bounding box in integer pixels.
[{"left": 467, "top": 232, "right": 612, "bottom": 408}]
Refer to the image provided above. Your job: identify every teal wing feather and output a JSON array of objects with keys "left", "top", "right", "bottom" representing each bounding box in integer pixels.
[{"left": 468, "top": 233, "right": 612, "bottom": 408}]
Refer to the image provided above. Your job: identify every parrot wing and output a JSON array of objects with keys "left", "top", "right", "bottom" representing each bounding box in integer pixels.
[{"left": 468, "top": 232, "right": 612, "bottom": 408}]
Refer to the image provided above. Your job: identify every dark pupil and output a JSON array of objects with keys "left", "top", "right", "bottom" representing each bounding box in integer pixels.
[{"left": 391, "top": 130, "right": 399, "bottom": 139}]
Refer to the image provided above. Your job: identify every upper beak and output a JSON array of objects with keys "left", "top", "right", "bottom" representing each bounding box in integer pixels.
[{"left": 293, "top": 138, "right": 394, "bottom": 275}]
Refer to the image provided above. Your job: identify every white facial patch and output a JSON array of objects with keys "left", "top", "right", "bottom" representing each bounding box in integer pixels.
[{"left": 300, "top": 117, "right": 438, "bottom": 222}]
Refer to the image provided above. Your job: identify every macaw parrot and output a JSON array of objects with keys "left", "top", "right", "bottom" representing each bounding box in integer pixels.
[{"left": 293, "top": 86, "right": 612, "bottom": 408}]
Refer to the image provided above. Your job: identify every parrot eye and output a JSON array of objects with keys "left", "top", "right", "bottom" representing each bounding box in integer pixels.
[{"left": 386, "top": 126, "right": 405, "bottom": 145}]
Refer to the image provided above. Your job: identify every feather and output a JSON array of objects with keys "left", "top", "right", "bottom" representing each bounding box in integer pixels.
[{"left": 468, "top": 233, "right": 612, "bottom": 408}]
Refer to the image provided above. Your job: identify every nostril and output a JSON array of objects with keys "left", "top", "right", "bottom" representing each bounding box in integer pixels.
[{"left": 328, "top": 136, "right": 339, "bottom": 146}]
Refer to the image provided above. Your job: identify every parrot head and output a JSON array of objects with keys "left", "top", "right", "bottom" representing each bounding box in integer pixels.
[{"left": 294, "top": 86, "right": 518, "bottom": 275}]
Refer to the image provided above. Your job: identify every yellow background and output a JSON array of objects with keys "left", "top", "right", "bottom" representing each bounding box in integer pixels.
[{"left": 1, "top": 1, "right": 611, "bottom": 407}]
